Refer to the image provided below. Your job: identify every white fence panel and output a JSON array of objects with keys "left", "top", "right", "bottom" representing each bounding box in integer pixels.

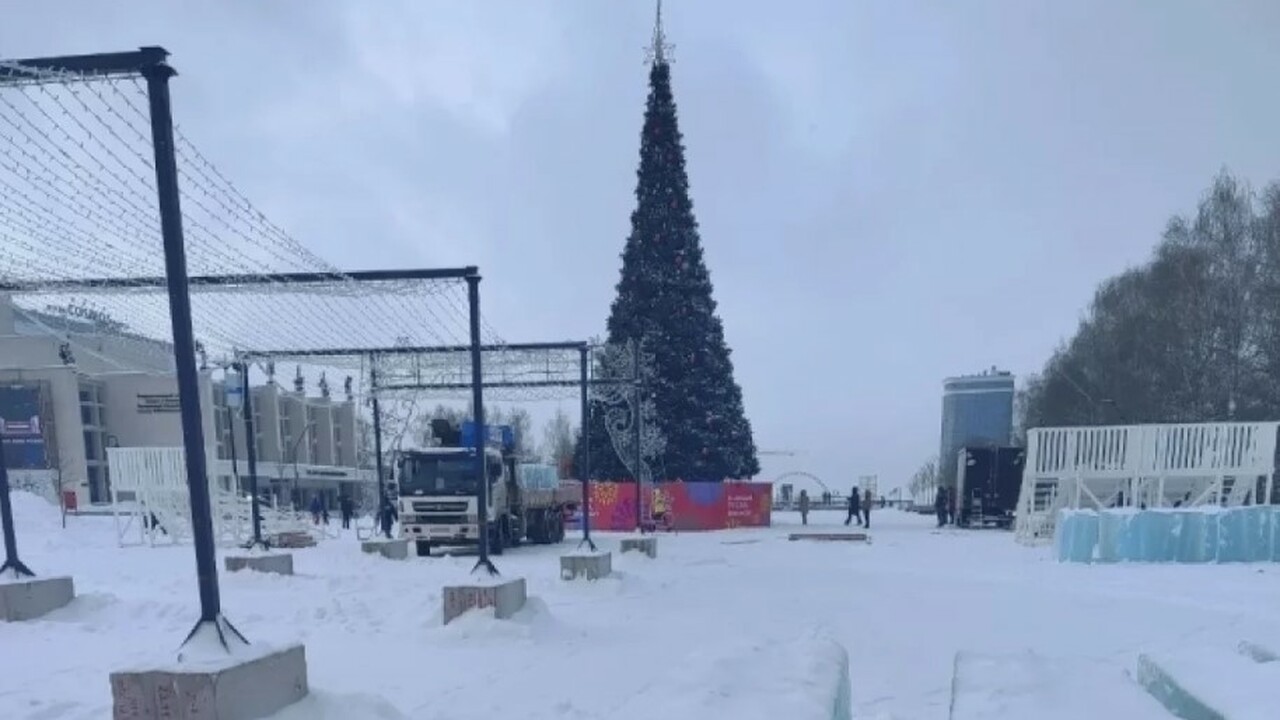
[{"left": 1014, "top": 421, "right": 1280, "bottom": 545}]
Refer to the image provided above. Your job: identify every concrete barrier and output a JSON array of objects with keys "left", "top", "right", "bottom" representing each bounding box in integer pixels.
[
  {"left": 361, "top": 538, "right": 409, "bottom": 560},
  {"left": 620, "top": 536, "right": 657, "bottom": 558},
  {"left": 224, "top": 553, "right": 294, "bottom": 576},
  {"left": 110, "top": 643, "right": 308, "bottom": 720},
  {"left": 561, "top": 551, "right": 612, "bottom": 580},
  {"left": 442, "top": 577, "right": 527, "bottom": 625},
  {"left": 0, "top": 575, "right": 75, "bottom": 621}
]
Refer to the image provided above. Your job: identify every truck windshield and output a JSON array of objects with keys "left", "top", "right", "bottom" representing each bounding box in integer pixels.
[{"left": 400, "top": 455, "right": 477, "bottom": 496}]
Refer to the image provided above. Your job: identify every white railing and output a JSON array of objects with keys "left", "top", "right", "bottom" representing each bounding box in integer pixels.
[
  {"left": 108, "top": 447, "right": 317, "bottom": 548},
  {"left": 1014, "top": 421, "right": 1280, "bottom": 545}
]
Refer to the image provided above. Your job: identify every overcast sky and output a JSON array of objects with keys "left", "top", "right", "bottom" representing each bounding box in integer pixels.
[{"left": 5, "top": 1, "right": 1280, "bottom": 494}]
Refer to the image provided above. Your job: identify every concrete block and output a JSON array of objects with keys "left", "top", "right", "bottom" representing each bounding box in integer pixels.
[
  {"left": 442, "top": 577, "right": 527, "bottom": 625},
  {"left": 361, "top": 538, "right": 409, "bottom": 560},
  {"left": 223, "top": 553, "right": 294, "bottom": 576},
  {"left": 0, "top": 575, "right": 75, "bottom": 622},
  {"left": 110, "top": 644, "right": 308, "bottom": 720},
  {"left": 620, "top": 536, "right": 657, "bottom": 558},
  {"left": 788, "top": 532, "right": 870, "bottom": 543},
  {"left": 560, "top": 552, "right": 612, "bottom": 581}
]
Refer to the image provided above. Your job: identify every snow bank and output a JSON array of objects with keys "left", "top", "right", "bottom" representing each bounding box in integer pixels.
[
  {"left": 1137, "top": 647, "right": 1279, "bottom": 720},
  {"left": 614, "top": 630, "right": 851, "bottom": 720},
  {"left": 1057, "top": 506, "right": 1280, "bottom": 563},
  {"left": 949, "top": 651, "right": 1169, "bottom": 720}
]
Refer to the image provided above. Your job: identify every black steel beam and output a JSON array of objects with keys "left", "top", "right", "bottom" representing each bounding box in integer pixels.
[
  {"left": 0, "top": 46, "right": 169, "bottom": 85},
  {"left": 0, "top": 267, "right": 478, "bottom": 293},
  {"left": 241, "top": 341, "right": 587, "bottom": 360},
  {"left": 377, "top": 379, "right": 634, "bottom": 391}
]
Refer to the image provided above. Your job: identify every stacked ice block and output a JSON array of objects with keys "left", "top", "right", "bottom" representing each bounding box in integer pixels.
[{"left": 1056, "top": 506, "right": 1280, "bottom": 563}]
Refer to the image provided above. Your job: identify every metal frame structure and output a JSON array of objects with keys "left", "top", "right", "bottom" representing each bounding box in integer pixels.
[
  {"left": 240, "top": 339, "right": 647, "bottom": 556},
  {"left": 0, "top": 48, "right": 488, "bottom": 650},
  {"left": 1014, "top": 421, "right": 1280, "bottom": 544}
]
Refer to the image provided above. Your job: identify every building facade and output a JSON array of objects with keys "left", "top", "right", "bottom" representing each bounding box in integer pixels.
[
  {"left": 1, "top": 295, "right": 369, "bottom": 509},
  {"left": 939, "top": 368, "right": 1015, "bottom": 486}
]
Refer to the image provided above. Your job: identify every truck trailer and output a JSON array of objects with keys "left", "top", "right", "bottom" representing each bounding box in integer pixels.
[
  {"left": 395, "top": 421, "right": 578, "bottom": 556},
  {"left": 955, "top": 445, "right": 1025, "bottom": 529}
]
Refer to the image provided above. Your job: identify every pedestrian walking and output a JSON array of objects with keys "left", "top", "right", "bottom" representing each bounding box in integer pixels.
[
  {"left": 798, "top": 489, "right": 810, "bottom": 525},
  {"left": 844, "top": 487, "right": 862, "bottom": 527}
]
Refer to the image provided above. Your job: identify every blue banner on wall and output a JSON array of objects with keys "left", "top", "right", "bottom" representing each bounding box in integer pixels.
[{"left": 0, "top": 385, "right": 48, "bottom": 470}]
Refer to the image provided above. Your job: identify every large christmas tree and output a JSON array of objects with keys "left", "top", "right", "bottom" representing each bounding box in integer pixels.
[{"left": 581, "top": 6, "right": 760, "bottom": 483}]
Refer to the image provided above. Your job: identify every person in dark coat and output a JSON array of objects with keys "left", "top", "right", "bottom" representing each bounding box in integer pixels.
[
  {"left": 379, "top": 493, "right": 397, "bottom": 539},
  {"left": 309, "top": 495, "right": 323, "bottom": 525},
  {"left": 862, "top": 488, "right": 873, "bottom": 528},
  {"left": 798, "top": 489, "right": 810, "bottom": 525},
  {"left": 844, "top": 487, "right": 862, "bottom": 526},
  {"left": 339, "top": 495, "right": 354, "bottom": 529},
  {"left": 935, "top": 486, "right": 948, "bottom": 527}
]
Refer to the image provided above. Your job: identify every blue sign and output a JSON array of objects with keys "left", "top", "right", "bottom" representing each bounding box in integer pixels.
[
  {"left": 460, "top": 421, "right": 515, "bottom": 451},
  {"left": 0, "top": 385, "right": 48, "bottom": 470}
]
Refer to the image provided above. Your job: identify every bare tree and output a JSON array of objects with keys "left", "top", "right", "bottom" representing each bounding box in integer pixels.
[
  {"left": 908, "top": 457, "right": 940, "bottom": 505},
  {"left": 1022, "top": 171, "right": 1280, "bottom": 429},
  {"left": 540, "top": 408, "right": 577, "bottom": 478}
]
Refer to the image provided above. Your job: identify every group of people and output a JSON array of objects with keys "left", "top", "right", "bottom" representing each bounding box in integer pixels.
[
  {"left": 796, "top": 486, "right": 875, "bottom": 528},
  {"left": 304, "top": 492, "right": 398, "bottom": 539},
  {"left": 307, "top": 493, "right": 356, "bottom": 529}
]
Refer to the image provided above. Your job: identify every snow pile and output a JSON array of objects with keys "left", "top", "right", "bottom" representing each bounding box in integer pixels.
[
  {"left": 1137, "top": 646, "right": 1279, "bottom": 720},
  {"left": 949, "top": 651, "right": 1169, "bottom": 719},
  {"left": 4, "top": 489, "right": 65, "bottom": 538},
  {"left": 1057, "top": 506, "right": 1280, "bottom": 563},
  {"left": 4, "top": 503, "right": 1280, "bottom": 717},
  {"left": 615, "top": 630, "right": 851, "bottom": 720}
]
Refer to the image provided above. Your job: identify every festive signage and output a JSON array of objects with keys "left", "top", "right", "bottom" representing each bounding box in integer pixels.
[{"left": 583, "top": 481, "right": 772, "bottom": 531}]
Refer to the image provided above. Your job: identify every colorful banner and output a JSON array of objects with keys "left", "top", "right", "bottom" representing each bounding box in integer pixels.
[
  {"left": 0, "top": 385, "right": 48, "bottom": 470},
  {"left": 583, "top": 481, "right": 772, "bottom": 531}
]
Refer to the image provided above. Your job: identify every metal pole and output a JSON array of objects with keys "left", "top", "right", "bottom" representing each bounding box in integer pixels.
[
  {"left": 578, "top": 344, "right": 595, "bottom": 550},
  {"left": 0, "top": 452, "right": 35, "bottom": 578},
  {"left": 239, "top": 363, "right": 264, "bottom": 548},
  {"left": 370, "top": 360, "right": 388, "bottom": 538},
  {"left": 468, "top": 274, "right": 497, "bottom": 575},
  {"left": 225, "top": 396, "right": 239, "bottom": 481},
  {"left": 633, "top": 338, "right": 642, "bottom": 532},
  {"left": 143, "top": 60, "right": 243, "bottom": 647}
]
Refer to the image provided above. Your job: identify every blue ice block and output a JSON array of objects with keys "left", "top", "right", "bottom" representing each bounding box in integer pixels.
[
  {"left": 1272, "top": 508, "right": 1280, "bottom": 562},
  {"left": 1239, "top": 505, "right": 1270, "bottom": 563},
  {"left": 1217, "top": 508, "right": 1249, "bottom": 563},
  {"left": 1176, "top": 511, "right": 1211, "bottom": 563},
  {"left": 1116, "top": 511, "right": 1143, "bottom": 561},
  {"left": 1133, "top": 511, "right": 1176, "bottom": 562},
  {"left": 1097, "top": 510, "right": 1129, "bottom": 563},
  {"left": 1056, "top": 511, "right": 1098, "bottom": 563},
  {"left": 1068, "top": 512, "right": 1098, "bottom": 563}
]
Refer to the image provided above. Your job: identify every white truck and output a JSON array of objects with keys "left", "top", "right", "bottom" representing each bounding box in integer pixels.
[{"left": 395, "top": 436, "right": 579, "bottom": 557}]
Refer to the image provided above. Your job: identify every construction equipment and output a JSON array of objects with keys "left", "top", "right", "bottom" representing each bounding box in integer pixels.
[{"left": 395, "top": 419, "right": 577, "bottom": 556}]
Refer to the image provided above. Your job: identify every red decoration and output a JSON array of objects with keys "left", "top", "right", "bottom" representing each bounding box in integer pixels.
[{"left": 583, "top": 481, "right": 772, "bottom": 531}]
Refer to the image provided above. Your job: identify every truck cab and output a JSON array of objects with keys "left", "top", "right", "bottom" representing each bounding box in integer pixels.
[{"left": 396, "top": 445, "right": 513, "bottom": 554}]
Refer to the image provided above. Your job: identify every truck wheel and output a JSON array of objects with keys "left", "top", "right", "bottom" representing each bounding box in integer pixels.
[
  {"left": 416, "top": 540, "right": 431, "bottom": 557},
  {"left": 551, "top": 513, "right": 565, "bottom": 543}
]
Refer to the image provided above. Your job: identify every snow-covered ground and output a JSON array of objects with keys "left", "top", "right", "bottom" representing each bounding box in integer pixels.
[{"left": 3, "top": 493, "right": 1280, "bottom": 719}]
